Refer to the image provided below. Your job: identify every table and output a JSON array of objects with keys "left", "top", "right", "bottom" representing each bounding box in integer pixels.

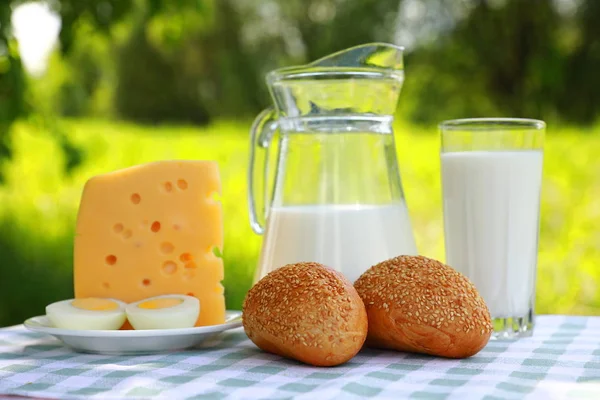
[{"left": 1, "top": 316, "right": 599, "bottom": 400}]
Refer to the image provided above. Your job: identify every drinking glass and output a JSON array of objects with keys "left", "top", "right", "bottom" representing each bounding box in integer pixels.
[{"left": 439, "top": 118, "right": 545, "bottom": 339}]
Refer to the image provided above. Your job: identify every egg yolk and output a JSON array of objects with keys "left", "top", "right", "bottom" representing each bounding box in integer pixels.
[
  {"left": 138, "top": 298, "right": 183, "bottom": 309},
  {"left": 72, "top": 298, "right": 119, "bottom": 311}
]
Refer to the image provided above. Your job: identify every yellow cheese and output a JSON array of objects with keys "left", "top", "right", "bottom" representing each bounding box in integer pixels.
[{"left": 74, "top": 160, "right": 225, "bottom": 327}]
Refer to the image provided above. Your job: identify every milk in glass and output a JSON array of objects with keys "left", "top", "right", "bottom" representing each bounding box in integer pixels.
[{"left": 441, "top": 150, "right": 543, "bottom": 318}]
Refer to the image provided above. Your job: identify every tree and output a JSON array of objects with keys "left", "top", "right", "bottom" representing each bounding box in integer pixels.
[
  {"left": 399, "top": 0, "right": 590, "bottom": 124},
  {"left": 559, "top": 0, "right": 600, "bottom": 124},
  {"left": 0, "top": 1, "right": 29, "bottom": 180},
  {"left": 0, "top": 0, "right": 135, "bottom": 180},
  {"left": 3, "top": 0, "right": 600, "bottom": 131}
]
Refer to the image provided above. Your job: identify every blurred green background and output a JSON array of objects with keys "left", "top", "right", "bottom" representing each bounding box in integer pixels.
[{"left": 1, "top": 0, "right": 599, "bottom": 327}]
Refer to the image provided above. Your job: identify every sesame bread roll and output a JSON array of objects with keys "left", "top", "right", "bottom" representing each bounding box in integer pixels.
[
  {"left": 354, "top": 255, "right": 493, "bottom": 359},
  {"left": 242, "top": 262, "right": 368, "bottom": 367}
]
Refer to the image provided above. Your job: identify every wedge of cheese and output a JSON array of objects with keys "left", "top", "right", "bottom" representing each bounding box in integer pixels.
[{"left": 74, "top": 160, "right": 225, "bottom": 327}]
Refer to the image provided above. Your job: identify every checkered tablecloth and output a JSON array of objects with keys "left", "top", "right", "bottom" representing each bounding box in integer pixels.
[{"left": 1, "top": 315, "right": 599, "bottom": 400}]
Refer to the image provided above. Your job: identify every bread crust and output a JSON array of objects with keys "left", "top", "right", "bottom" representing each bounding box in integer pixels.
[
  {"left": 354, "top": 255, "right": 493, "bottom": 359},
  {"left": 242, "top": 262, "right": 368, "bottom": 367}
]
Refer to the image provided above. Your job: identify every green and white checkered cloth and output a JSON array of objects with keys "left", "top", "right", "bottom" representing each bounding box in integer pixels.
[{"left": 1, "top": 315, "right": 599, "bottom": 400}]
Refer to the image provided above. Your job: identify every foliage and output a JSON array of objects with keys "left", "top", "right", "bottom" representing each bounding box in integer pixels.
[
  {"left": 0, "top": 0, "right": 93, "bottom": 180},
  {"left": 2, "top": 0, "right": 600, "bottom": 131},
  {"left": 114, "top": 18, "right": 213, "bottom": 124},
  {"left": 558, "top": 0, "right": 600, "bottom": 123},
  {"left": 402, "top": 1, "right": 552, "bottom": 122},
  {"left": 27, "top": 0, "right": 600, "bottom": 127},
  {"left": 114, "top": 0, "right": 265, "bottom": 123},
  {"left": 0, "top": 1, "right": 28, "bottom": 180},
  {"left": 1, "top": 118, "right": 599, "bottom": 327},
  {"left": 48, "top": 0, "right": 134, "bottom": 55}
]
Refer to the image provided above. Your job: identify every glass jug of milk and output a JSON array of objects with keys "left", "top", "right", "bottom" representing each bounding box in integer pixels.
[{"left": 248, "top": 43, "right": 418, "bottom": 284}]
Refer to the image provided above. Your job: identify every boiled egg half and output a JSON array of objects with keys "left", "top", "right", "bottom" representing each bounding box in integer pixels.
[
  {"left": 125, "top": 294, "right": 200, "bottom": 330},
  {"left": 46, "top": 298, "right": 127, "bottom": 330}
]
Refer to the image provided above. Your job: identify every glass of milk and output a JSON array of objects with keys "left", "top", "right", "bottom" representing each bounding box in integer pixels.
[{"left": 439, "top": 118, "right": 545, "bottom": 339}]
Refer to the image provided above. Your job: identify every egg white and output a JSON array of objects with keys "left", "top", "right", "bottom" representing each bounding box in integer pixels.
[
  {"left": 125, "top": 294, "right": 200, "bottom": 330},
  {"left": 46, "top": 298, "right": 127, "bottom": 330}
]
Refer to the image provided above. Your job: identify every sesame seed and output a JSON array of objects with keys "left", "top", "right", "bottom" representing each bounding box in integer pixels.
[
  {"left": 354, "top": 255, "right": 492, "bottom": 336},
  {"left": 242, "top": 262, "right": 366, "bottom": 351}
]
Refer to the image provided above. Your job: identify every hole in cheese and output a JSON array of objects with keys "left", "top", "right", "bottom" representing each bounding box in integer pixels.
[
  {"left": 138, "top": 298, "right": 183, "bottom": 309},
  {"left": 183, "top": 270, "right": 195, "bottom": 280},
  {"left": 103, "top": 282, "right": 110, "bottom": 289},
  {"left": 162, "top": 261, "right": 177, "bottom": 275},
  {"left": 123, "top": 229, "right": 132, "bottom": 239},
  {"left": 173, "top": 224, "right": 181, "bottom": 231},
  {"left": 142, "top": 279, "right": 151, "bottom": 286},
  {"left": 177, "top": 179, "right": 188, "bottom": 190},
  {"left": 163, "top": 182, "right": 173, "bottom": 192},
  {"left": 113, "top": 223, "right": 124, "bottom": 233},
  {"left": 131, "top": 193, "right": 141, "bottom": 204},
  {"left": 106, "top": 255, "right": 117, "bottom": 265},
  {"left": 160, "top": 242, "right": 174, "bottom": 254},
  {"left": 151, "top": 221, "right": 161, "bottom": 232},
  {"left": 180, "top": 253, "right": 192, "bottom": 262},
  {"left": 72, "top": 298, "right": 119, "bottom": 311},
  {"left": 184, "top": 261, "right": 197, "bottom": 269}
]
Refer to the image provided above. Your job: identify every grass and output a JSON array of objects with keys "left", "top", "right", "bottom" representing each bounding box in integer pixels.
[{"left": 0, "top": 117, "right": 599, "bottom": 326}]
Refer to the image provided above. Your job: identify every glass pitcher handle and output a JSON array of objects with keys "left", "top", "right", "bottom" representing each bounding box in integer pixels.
[{"left": 248, "top": 107, "right": 278, "bottom": 235}]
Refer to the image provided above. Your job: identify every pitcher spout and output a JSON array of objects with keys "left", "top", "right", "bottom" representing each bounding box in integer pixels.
[
  {"left": 269, "top": 43, "right": 404, "bottom": 80},
  {"left": 266, "top": 43, "right": 405, "bottom": 119},
  {"left": 307, "top": 42, "right": 404, "bottom": 74}
]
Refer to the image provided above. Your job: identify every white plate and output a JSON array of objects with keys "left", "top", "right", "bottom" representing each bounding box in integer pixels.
[{"left": 24, "top": 310, "right": 242, "bottom": 355}]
